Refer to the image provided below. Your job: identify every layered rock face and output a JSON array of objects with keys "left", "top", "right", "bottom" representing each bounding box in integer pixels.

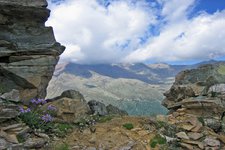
[
  {"left": 0, "top": 0, "right": 65, "bottom": 102},
  {"left": 163, "top": 62, "right": 225, "bottom": 114},
  {"left": 160, "top": 62, "right": 225, "bottom": 149}
]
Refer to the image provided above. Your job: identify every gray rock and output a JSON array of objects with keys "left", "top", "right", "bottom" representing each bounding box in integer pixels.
[
  {"left": 208, "top": 84, "right": 225, "bottom": 95},
  {"left": 187, "top": 132, "right": 203, "bottom": 140},
  {"left": 204, "top": 118, "right": 221, "bottom": 132},
  {"left": 162, "top": 63, "right": 225, "bottom": 110},
  {"left": 106, "top": 104, "right": 128, "bottom": 116},
  {"left": 1, "top": 89, "right": 20, "bottom": 102},
  {"left": 88, "top": 100, "right": 108, "bottom": 116},
  {"left": 2, "top": 124, "right": 22, "bottom": 131},
  {"left": 119, "top": 141, "right": 135, "bottom": 150},
  {"left": 0, "top": 138, "right": 8, "bottom": 149},
  {"left": 176, "top": 132, "right": 189, "bottom": 140},
  {"left": 0, "top": 102, "right": 19, "bottom": 122},
  {"left": 0, "top": 130, "right": 18, "bottom": 144},
  {"left": 34, "top": 132, "right": 50, "bottom": 140},
  {"left": 16, "top": 126, "right": 31, "bottom": 140},
  {"left": 51, "top": 90, "right": 86, "bottom": 102},
  {"left": 203, "top": 137, "right": 220, "bottom": 147},
  {"left": 0, "top": 0, "right": 65, "bottom": 103},
  {"left": 9, "top": 143, "right": 24, "bottom": 150},
  {"left": 0, "top": 0, "right": 48, "bottom": 7},
  {"left": 44, "top": 97, "right": 90, "bottom": 123},
  {"left": 24, "top": 138, "right": 46, "bottom": 149}
]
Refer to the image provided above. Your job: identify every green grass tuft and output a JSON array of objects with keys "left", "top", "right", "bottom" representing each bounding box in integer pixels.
[
  {"left": 150, "top": 134, "right": 166, "bottom": 148},
  {"left": 98, "top": 115, "right": 113, "bottom": 123},
  {"left": 122, "top": 123, "right": 134, "bottom": 130},
  {"left": 197, "top": 117, "right": 205, "bottom": 126},
  {"left": 54, "top": 123, "right": 73, "bottom": 137},
  {"left": 55, "top": 143, "right": 69, "bottom": 150}
]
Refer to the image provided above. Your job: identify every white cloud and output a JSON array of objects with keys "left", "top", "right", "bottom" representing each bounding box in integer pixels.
[
  {"left": 125, "top": 10, "right": 225, "bottom": 63},
  {"left": 160, "top": 0, "right": 195, "bottom": 22},
  {"left": 47, "top": 0, "right": 156, "bottom": 64},
  {"left": 47, "top": 0, "right": 225, "bottom": 64}
]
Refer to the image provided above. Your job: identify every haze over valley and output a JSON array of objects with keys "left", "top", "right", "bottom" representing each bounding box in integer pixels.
[{"left": 47, "top": 60, "right": 218, "bottom": 115}]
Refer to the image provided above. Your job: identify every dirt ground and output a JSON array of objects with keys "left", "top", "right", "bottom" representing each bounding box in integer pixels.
[{"left": 50, "top": 116, "right": 157, "bottom": 150}]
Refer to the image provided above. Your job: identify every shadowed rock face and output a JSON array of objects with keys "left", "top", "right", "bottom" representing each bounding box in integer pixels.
[{"left": 0, "top": 0, "right": 65, "bottom": 102}]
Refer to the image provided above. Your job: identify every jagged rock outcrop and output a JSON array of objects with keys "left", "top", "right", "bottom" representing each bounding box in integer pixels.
[
  {"left": 162, "top": 62, "right": 225, "bottom": 113},
  {"left": 160, "top": 62, "right": 225, "bottom": 149},
  {"left": 0, "top": 0, "right": 65, "bottom": 103}
]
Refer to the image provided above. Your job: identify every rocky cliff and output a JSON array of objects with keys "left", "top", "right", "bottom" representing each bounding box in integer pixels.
[
  {"left": 159, "top": 62, "right": 225, "bottom": 149},
  {"left": 163, "top": 62, "right": 225, "bottom": 112},
  {"left": 0, "top": 0, "right": 64, "bottom": 102}
]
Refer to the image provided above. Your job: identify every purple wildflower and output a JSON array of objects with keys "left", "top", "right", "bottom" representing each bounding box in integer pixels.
[
  {"left": 19, "top": 106, "right": 31, "bottom": 113},
  {"left": 30, "top": 98, "right": 47, "bottom": 105},
  {"left": 25, "top": 108, "right": 31, "bottom": 113},
  {"left": 30, "top": 99, "right": 37, "bottom": 104},
  {"left": 47, "top": 105, "right": 57, "bottom": 111},
  {"left": 40, "top": 99, "right": 47, "bottom": 105},
  {"left": 19, "top": 106, "right": 25, "bottom": 113},
  {"left": 41, "top": 114, "right": 53, "bottom": 122}
]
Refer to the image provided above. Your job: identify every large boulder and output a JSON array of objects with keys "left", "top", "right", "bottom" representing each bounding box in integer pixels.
[
  {"left": 88, "top": 100, "right": 108, "bottom": 116},
  {"left": 0, "top": 0, "right": 64, "bottom": 103},
  {"left": 44, "top": 90, "right": 90, "bottom": 123},
  {"left": 48, "top": 89, "right": 86, "bottom": 102},
  {"left": 106, "top": 104, "right": 128, "bottom": 116},
  {"left": 87, "top": 100, "right": 128, "bottom": 116}
]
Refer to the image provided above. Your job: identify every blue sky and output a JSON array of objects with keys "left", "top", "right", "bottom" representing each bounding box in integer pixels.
[
  {"left": 47, "top": 0, "right": 225, "bottom": 64},
  {"left": 194, "top": 0, "right": 225, "bottom": 14}
]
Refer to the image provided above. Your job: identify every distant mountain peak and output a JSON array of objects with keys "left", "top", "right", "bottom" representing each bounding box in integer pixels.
[
  {"left": 148, "top": 63, "right": 170, "bottom": 69},
  {"left": 196, "top": 59, "right": 218, "bottom": 65}
]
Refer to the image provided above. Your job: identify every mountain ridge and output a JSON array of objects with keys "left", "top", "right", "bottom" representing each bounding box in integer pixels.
[{"left": 47, "top": 60, "right": 222, "bottom": 115}]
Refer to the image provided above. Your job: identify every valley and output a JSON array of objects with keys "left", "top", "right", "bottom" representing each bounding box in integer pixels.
[{"left": 47, "top": 61, "right": 216, "bottom": 115}]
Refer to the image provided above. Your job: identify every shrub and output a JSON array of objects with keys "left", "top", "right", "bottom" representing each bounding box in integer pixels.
[
  {"left": 17, "top": 134, "right": 26, "bottom": 143},
  {"left": 197, "top": 117, "right": 205, "bottom": 126},
  {"left": 150, "top": 134, "right": 166, "bottom": 148},
  {"left": 122, "top": 123, "right": 134, "bottom": 130},
  {"left": 54, "top": 123, "right": 73, "bottom": 137},
  {"left": 155, "top": 121, "right": 167, "bottom": 129},
  {"left": 0, "top": 84, "right": 5, "bottom": 94}
]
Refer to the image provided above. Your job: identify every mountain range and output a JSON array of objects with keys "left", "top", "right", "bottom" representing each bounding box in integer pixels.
[{"left": 47, "top": 60, "right": 218, "bottom": 115}]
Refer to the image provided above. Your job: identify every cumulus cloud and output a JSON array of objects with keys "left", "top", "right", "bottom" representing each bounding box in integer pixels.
[
  {"left": 47, "top": 0, "right": 156, "bottom": 64},
  {"left": 125, "top": 9, "right": 225, "bottom": 62},
  {"left": 47, "top": 0, "right": 225, "bottom": 64}
]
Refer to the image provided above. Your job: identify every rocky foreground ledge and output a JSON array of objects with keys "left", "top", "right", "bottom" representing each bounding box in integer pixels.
[{"left": 0, "top": 0, "right": 65, "bottom": 102}]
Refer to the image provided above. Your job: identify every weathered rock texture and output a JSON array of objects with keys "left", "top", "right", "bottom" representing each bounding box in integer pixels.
[
  {"left": 0, "top": 0, "right": 65, "bottom": 102},
  {"left": 44, "top": 90, "right": 90, "bottom": 123},
  {"left": 159, "top": 62, "right": 225, "bottom": 149},
  {"left": 162, "top": 62, "right": 225, "bottom": 113}
]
